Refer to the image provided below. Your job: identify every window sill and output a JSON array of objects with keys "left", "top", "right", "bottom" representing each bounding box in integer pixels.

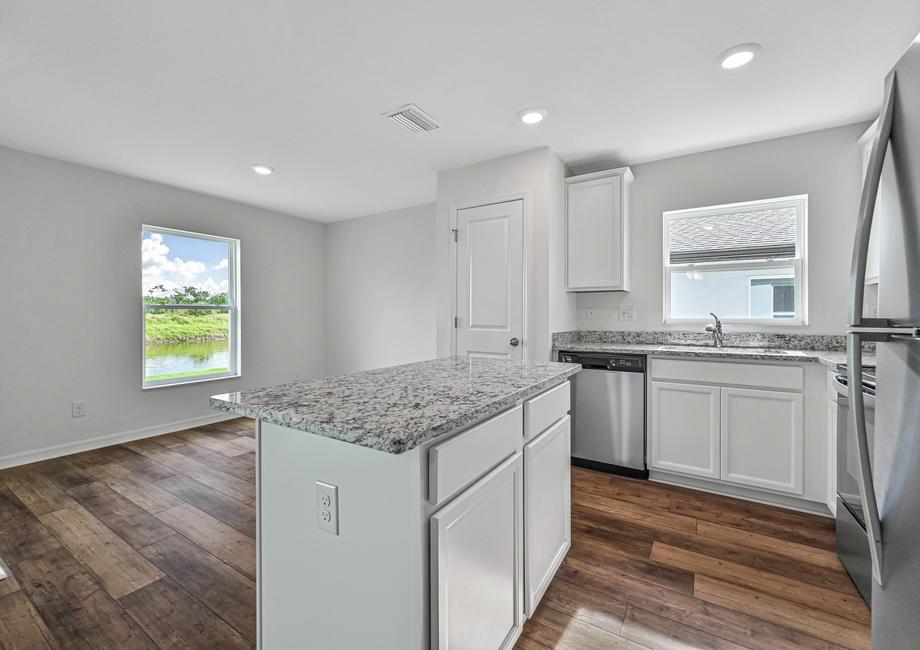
[{"left": 142, "top": 372, "right": 241, "bottom": 390}]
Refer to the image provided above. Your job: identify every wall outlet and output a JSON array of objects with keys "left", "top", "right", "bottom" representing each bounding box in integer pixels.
[
  {"left": 618, "top": 305, "right": 637, "bottom": 322},
  {"left": 316, "top": 481, "right": 339, "bottom": 535},
  {"left": 71, "top": 401, "right": 87, "bottom": 418},
  {"left": 585, "top": 308, "right": 596, "bottom": 322}
]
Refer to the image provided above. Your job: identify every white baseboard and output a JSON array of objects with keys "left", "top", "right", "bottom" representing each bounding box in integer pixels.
[
  {"left": 0, "top": 412, "right": 238, "bottom": 471},
  {"left": 649, "top": 470, "right": 833, "bottom": 518}
]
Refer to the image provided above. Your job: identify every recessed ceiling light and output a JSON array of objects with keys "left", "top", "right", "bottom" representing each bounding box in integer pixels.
[
  {"left": 717, "top": 43, "right": 761, "bottom": 70},
  {"left": 518, "top": 108, "right": 547, "bottom": 125},
  {"left": 251, "top": 164, "right": 274, "bottom": 175}
]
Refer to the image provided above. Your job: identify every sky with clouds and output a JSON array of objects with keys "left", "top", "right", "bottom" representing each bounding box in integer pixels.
[{"left": 142, "top": 231, "right": 230, "bottom": 296}]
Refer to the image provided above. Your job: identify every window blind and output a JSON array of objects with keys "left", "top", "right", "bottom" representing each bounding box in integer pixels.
[{"left": 668, "top": 206, "right": 798, "bottom": 264}]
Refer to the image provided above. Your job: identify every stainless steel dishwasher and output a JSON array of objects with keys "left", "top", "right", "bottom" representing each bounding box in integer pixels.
[{"left": 558, "top": 351, "right": 648, "bottom": 478}]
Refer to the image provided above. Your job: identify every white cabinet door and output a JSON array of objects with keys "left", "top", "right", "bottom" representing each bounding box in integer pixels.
[
  {"left": 565, "top": 168, "right": 632, "bottom": 292},
  {"left": 524, "top": 416, "right": 570, "bottom": 616},
  {"left": 649, "top": 381, "right": 720, "bottom": 479},
  {"left": 827, "top": 396, "right": 838, "bottom": 515},
  {"left": 721, "top": 388, "right": 804, "bottom": 494},
  {"left": 456, "top": 200, "right": 525, "bottom": 360},
  {"left": 431, "top": 453, "right": 523, "bottom": 650}
]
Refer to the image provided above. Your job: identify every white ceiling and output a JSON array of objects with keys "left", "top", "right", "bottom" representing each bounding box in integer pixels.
[{"left": 2, "top": 1, "right": 919, "bottom": 222}]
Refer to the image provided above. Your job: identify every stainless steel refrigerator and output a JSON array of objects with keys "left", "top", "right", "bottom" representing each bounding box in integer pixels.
[{"left": 848, "top": 31, "right": 920, "bottom": 649}]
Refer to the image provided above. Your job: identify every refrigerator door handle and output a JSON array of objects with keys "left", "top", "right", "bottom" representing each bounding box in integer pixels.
[
  {"left": 850, "top": 71, "right": 896, "bottom": 326},
  {"left": 846, "top": 71, "right": 896, "bottom": 588}
]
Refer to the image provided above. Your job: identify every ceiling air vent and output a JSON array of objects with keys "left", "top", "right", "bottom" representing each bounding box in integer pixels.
[{"left": 383, "top": 103, "right": 441, "bottom": 133}]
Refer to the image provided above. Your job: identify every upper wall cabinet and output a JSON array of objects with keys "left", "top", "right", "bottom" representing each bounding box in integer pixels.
[{"left": 565, "top": 167, "right": 633, "bottom": 292}]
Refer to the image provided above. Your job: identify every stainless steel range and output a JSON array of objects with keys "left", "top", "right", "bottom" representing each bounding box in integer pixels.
[{"left": 832, "top": 364, "right": 876, "bottom": 604}]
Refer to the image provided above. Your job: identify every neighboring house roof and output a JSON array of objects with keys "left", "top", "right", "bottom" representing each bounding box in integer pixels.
[{"left": 668, "top": 207, "right": 797, "bottom": 263}]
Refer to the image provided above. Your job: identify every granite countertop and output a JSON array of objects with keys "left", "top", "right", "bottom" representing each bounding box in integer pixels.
[
  {"left": 211, "top": 357, "right": 580, "bottom": 454},
  {"left": 555, "top": 342, "right": 875, "bottom": 369},
  {"left": 552, "top": 330, "right": 876, "bottom": 370}
]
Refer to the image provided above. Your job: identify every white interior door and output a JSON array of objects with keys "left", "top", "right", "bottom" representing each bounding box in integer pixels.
[{"left": 456, "top": 200, "right": 524, "bottom": 360}]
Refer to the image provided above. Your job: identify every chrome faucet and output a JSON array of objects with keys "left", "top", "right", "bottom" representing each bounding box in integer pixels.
[{"left": 705, "top": 313, "right": 724, "bottom": 348}]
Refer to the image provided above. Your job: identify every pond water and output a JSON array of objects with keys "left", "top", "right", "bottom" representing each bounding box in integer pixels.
[{"left": 145, "top": 339, "right": 230, "bottom": 380}]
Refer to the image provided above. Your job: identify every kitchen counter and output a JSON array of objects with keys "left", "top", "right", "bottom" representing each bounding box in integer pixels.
[
  {"left": 211, "top": 356, "right": 579, "bottom": 454},
  {"left": 555, "top": 342, "right": 876, "bottom": 369},
  {"left": 552, "top": 330, "right": 876, "bottom": 370},
  {"left": 230, "top": 358, "right": 578, "bottom": 649}
]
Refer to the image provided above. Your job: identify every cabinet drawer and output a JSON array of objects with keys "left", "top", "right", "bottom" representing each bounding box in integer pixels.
[
  {"left": 429, "top": 405, "right": 522, "bottom": 507},
  {"left": 650, "top": 358, "right": 803, "bottom": 391},
  {"left": 524, "top": 381, "right": 570, "bottom": 440}
]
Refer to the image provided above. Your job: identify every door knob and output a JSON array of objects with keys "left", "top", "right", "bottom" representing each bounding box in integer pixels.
[{"left": 509, "top": 337, "right": 520, "bottom": 347}]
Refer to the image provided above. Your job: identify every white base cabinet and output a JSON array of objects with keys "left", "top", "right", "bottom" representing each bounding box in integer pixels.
[
  {"left": 431, "top": 453, "right": 524, "bottom": 650},
  {"left": 825, "top": 368, "right": 840, "bottom": 516},
  {"left": 721, "top": 387, "right": 803, "bottom": 494},
  {"left": 523, "top": 416, "right": 571, "bottom": 616},
  {"left": 649, "top": 359, "right": 825, "bottom": 505},
  {"left": 649, "top": 381, "right": 720, "bottom": 479}
]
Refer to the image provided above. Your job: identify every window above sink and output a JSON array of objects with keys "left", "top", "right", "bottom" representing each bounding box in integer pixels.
[{"left": 663, "top": 195, "right": 808, "bottom": 326}]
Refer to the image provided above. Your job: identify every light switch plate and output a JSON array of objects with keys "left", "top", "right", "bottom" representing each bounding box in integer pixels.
[
  {"left": 72, "top": 401, "right": 86, "bottom": 418},
  {"left": 618, "top": 305, "right": 637, "bottom": 321},
  {"left": 316, "top": 481, "right": 339, "bottom": 535},
  {"left": 585, "top": 308, "right": 596, "bottom": 322}
]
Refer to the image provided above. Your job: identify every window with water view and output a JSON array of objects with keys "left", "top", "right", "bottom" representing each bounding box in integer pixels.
[
  {"left": 142, "top": 226, "right": 239, "bottom": 387},
  {"left": 663, "top": 195, "right": 807, "bottom": 324}
]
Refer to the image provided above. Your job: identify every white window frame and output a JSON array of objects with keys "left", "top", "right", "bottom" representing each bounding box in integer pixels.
[
  {"left": 142, "top": 225, "right": 241, "bottom": 389},
  {"left": 662, "top": 195, "right": 808, "bottom": 326}
]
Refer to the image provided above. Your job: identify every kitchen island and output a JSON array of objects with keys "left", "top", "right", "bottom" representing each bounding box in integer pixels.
[{"left": 212, "top": 357, "right": 580, "bottom": 650}]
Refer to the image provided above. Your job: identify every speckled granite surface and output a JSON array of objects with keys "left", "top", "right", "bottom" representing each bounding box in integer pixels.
[
  {"left": 553, "top": 330, "right": 871, "bottom": 351},
  {"left": 553, "top": 331, "right": 876, "bottom": 369},
  {"left": 211, "top": 357, "right": 580, "bottom": 454}
]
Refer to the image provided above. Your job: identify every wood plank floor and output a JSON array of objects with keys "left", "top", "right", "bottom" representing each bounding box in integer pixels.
[
  {"left": 0, "top": 419, "right": 869, "bottom": 649},
  {"left": 0, "top": 419, "right": 257, "bottom": 649},
  {"left": 515, "top": 467, "right": 870, "bottom": 650}
]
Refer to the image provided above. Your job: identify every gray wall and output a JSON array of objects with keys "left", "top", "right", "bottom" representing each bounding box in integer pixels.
[
  {"left": 0, "top": 121, "right": 869, "bottom": 465},
  {"left": 574, "top": 122, "right": 868, "bottom": 334},
  {"left": 324, "top": 204, "right": 437, "bottom": 375},
  {"left": 0, "top": 146, "right": 326, "bottom": 466}
]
